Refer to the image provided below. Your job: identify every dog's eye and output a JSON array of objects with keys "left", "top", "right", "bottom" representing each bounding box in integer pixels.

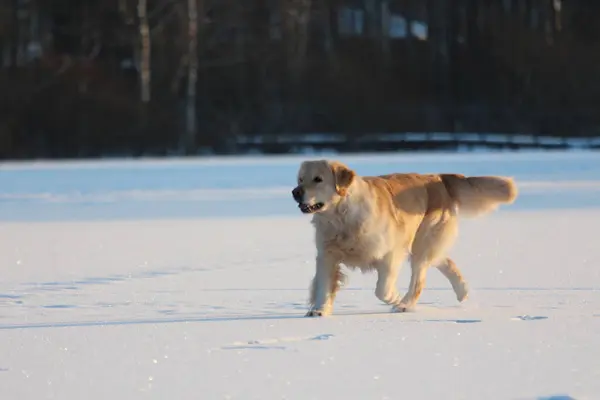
[
  {"left": 313, "top": 176, "right": 323, "bottom": 183},
  {"left": 298, "top": 178, "right": 303, "bottom": 183}
]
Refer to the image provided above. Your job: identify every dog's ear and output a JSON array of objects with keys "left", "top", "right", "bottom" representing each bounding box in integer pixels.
[{"left": 330, "top": 161, "right": 355, "bottom": 196}]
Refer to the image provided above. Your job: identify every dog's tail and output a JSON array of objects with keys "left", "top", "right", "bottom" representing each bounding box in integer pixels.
[{"left": 441, "top": 174, "right": 518, "bottom": 218}]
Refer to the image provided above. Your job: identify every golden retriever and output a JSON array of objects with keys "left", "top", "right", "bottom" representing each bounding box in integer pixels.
[{"left": 292, "top": 159, "right": 518, "bottom": 317}]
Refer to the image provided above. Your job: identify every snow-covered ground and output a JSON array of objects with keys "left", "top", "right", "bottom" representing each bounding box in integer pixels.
[{"left": 1, "top": 150, "right": 599, "bottom": 400}]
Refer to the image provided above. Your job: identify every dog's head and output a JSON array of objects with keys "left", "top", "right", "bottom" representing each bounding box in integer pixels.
[{"left": 292, "top": 160, "right": 356, "bottom": 214}]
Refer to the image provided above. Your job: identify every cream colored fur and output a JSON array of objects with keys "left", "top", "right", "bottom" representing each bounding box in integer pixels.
[{"left": 293, "top": 160, "right": 518, "bottom": 317}]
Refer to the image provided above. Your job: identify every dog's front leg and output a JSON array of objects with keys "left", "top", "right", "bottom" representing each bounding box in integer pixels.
[{"left": 307, "top": 253, "right": 339, "bottom": 317}]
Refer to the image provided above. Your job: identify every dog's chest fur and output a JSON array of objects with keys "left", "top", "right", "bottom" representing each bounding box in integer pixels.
[{"left": 312, "top": 200, "right": 395, "bottom": 270}]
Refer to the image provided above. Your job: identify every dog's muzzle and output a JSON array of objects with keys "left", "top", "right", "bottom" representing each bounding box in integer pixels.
[{"left": 292, "top": 186, "right": 324, "bottom": 214}]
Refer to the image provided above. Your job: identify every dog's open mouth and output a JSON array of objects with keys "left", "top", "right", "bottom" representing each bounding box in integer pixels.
[{"left": 299, "top": 202, "right": 324, "bottom": 214}]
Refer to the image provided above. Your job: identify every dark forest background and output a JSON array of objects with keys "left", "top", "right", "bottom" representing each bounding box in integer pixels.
[{"left": 1, "top": 0, "right": 600, "bottom": 159}]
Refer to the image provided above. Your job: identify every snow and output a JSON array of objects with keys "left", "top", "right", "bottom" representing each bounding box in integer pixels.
[{"left": 0, "top": 150, "right": 599, "bottom": 400}]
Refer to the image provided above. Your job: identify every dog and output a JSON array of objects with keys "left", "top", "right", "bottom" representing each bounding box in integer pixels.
[{"left": 291, "top": 159, "right": 518, "bottom": 317}]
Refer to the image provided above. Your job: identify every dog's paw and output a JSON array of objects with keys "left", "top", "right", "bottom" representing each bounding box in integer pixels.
[
  {"left": 305, "top": 309, "right": 329, "bottom": 317},
  {"left": 392, "top": 304, "right": 413, "bottom": 313},
  {"left": 456, "top": 282, "right": 469, "bottom": 303}
]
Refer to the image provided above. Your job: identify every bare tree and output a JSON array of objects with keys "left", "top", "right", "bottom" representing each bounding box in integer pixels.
[
  {"left": 552, "top": 0, "right": 562, "bottom": 33},
  {"left": 138, "top": 0, "right": 151, "bottom": 103},
  {"left": 13, "top": 0, "right": 31, "bottom": 67},
  {"left": 380, "top": 0, "right": 391, "bottom": 64},
  {"left": 1, "top": 0, "right": 14, "bottom": 67},
  {"left": 281, "top": 0, "right": 312, "bottom": 85},
  {"left": 312, "top": 0, "right": 338, "bottom": 73},
  {"left": 185, "top": 0, "right": 199, "bottom": 153}
]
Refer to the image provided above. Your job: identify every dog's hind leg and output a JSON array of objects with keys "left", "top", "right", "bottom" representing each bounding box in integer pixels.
[
  {"left": 394, "top": 259, "right": 428, "bottom": 313},
  {"left": 374, "top": 250, "right": 407, "bottom": 307},
  {"left": 394, "top": 209, "right": 458, "bottom": 312},
  {"left": 436, "top": 257, "right": 469, "bottom": 302}
]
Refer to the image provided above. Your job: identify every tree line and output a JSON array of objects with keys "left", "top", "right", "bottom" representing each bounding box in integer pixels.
[{"left": 1, "top": 0, "right": 599, "bottom": 159}]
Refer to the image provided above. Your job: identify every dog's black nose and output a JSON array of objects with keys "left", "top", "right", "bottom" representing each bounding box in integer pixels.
[{"left": 292, "top": 186, "right": 304, "bottom": 202}]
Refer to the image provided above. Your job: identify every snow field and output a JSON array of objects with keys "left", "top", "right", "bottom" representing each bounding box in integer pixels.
[{"left": 1, "top": 150, "right": 599, "bottom": 399}]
